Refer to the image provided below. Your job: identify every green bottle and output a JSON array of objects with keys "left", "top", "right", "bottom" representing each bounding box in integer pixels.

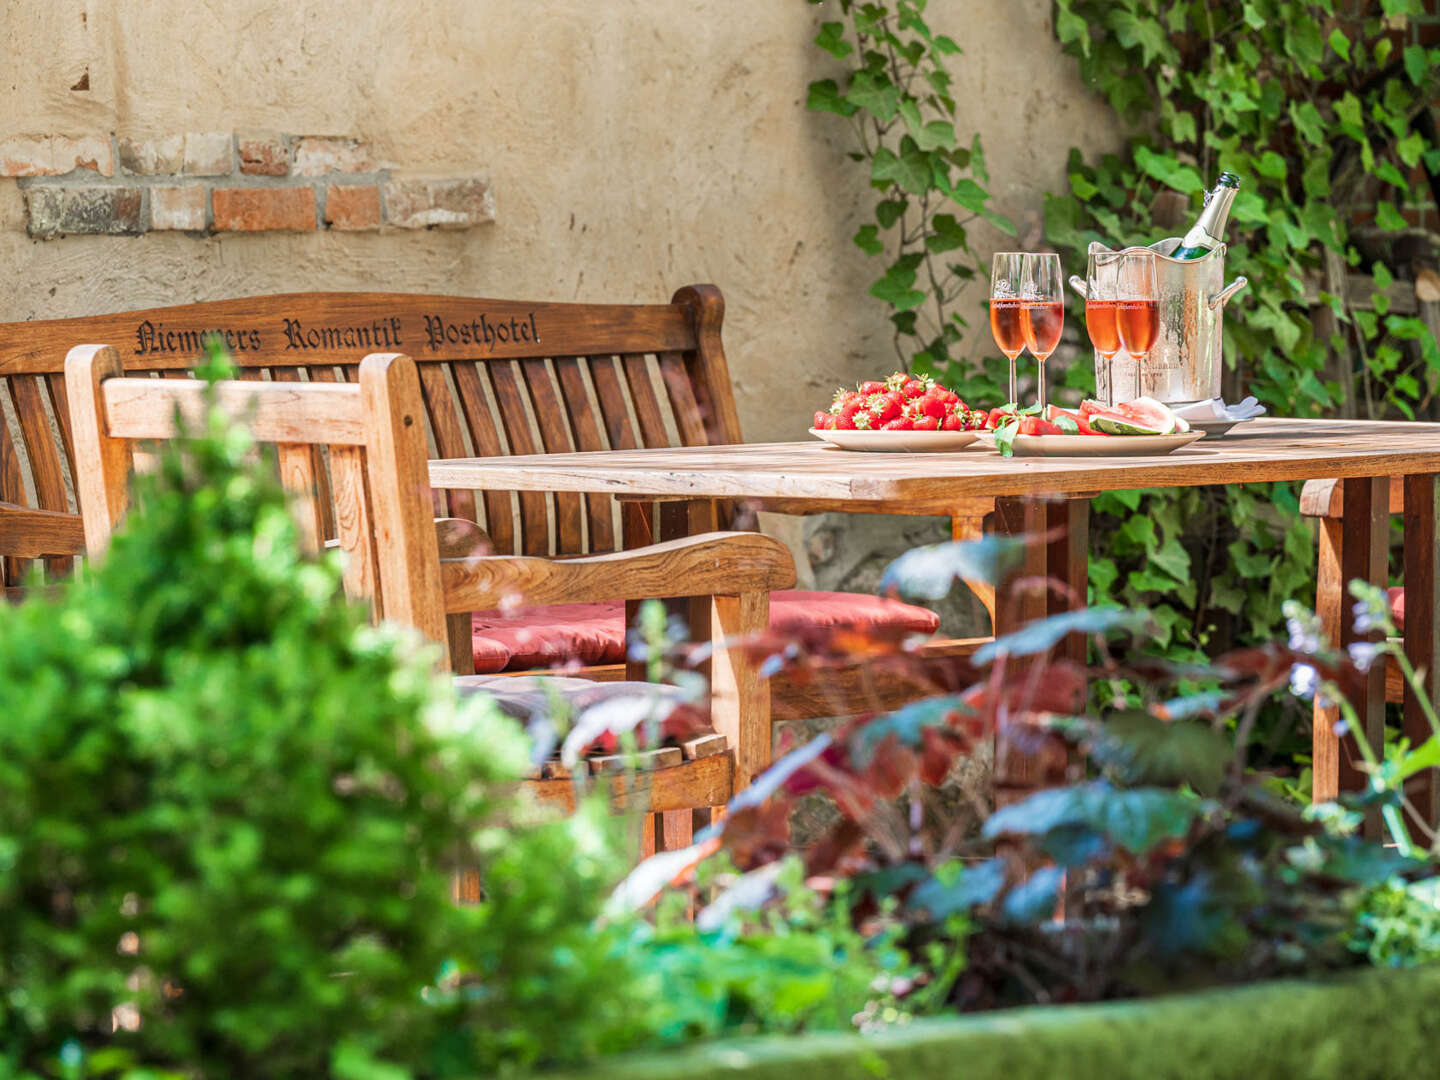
[{"left": 1171, "top": 171, "right": 1241, "bottom": 261}]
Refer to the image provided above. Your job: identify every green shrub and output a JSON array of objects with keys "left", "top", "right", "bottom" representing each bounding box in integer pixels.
[{"left": 0, "top": 368, "right": 610, "bottom": 1078}]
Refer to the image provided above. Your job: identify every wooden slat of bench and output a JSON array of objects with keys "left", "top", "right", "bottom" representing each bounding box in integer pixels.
[
  {"left": 554, "top": 357, "right": 617, "bottom": 551},
  {"left": 519, "top": 358, "right": 584, "bottom": 553},
  {"left": 487, "top": 361, "right": 550, "bottom": 556},
  {"left": 0, "top": 502, "right": 85, "bottom": 558},
  {"left": 450, "top": 361, "right": 515, "bottom": 554},
  {"left": 12, "top": 376, "right": 72, "bottom": 577},
  {"left": 622, "top": 354, "right": 671, "bottom": 449},
  {"left": 0, "top": 388, "right": 29, "bottom": 585},
  {"left": 102, "top": 377, "right": 369, "bottom": 445},
  {"left": 657, "top": 351, "right": 709, "bottom": 446},
  {"left": 329, "top": 444, "right": 380, "bottom": 607},
  {"left": 590, "top": 355, "right": 640, "bottom": 450},
  {"left": 416, "top": 363, "right": 478, "bottom": 523}
]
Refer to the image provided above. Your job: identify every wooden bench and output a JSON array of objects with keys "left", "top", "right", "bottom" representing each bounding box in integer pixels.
[
  {"left": 63, "top": 345, "right": 793, "bottom": 860},
  {"left": 0, "top": 288, "right": 982, "bottom": 720}
]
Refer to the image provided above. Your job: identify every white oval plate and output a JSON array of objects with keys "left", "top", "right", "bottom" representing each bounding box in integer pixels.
[
  {"left": 808, "top": 428, "right": 982, "bottom": 453},
  {"left": 974, "top": 430, "right": 1206, "bottom": 456}
]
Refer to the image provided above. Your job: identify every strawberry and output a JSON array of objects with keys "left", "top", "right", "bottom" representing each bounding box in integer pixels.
[
  {"left": 852, "top": 410, "right": 876, "bottom": 430},
  {"left": 941, "top": 412, "right": 966, "bottom": 431},
  {"left": 813, "top": 410, "right": 831, "bottom": 429},
  {"left": 869, "top": 391, "right": 903, "bottom": 423},
  {"left": 919, "top": 394, "right": 947, "bottom": 419},
  {"left": 882, "top": 416, "right": 914, "bottom": 431},
  {"left": 859, "top": 380, "right": 886, "bottom": 395},
  {"left": 836, "top": 398, "right": 866, "bottom": 425},
  {"left": 901, "top": 379, "right": 929, "bottom": 399},
  {"left": 912, "top": 415, "right": 940, "bottom": 431}
]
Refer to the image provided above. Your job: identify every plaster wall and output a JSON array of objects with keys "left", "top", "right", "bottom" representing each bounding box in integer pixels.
[{"left": 0, "top": 0, "right": 1119, "bottom": 439}]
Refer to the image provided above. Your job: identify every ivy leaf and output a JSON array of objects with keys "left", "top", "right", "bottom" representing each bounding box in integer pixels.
[
  {"left": 926, "top": 212, "right": 967, "bottom": 254},
  {"left": 1108, "top": 9, "right": 1169, "bottom": 66},
  {"left": 1290, "top": 100, "right": 1326, "bottom": 146},
  {"left": 1405, "top": 43, "right": 1428, "bottom": 86},
  {"left": 1255, "top": 151, "right": 1287, "bottom": 180},
  {"left": 949, "top": 177, "right": 991, "bottom": 213},
  {"left": 868, "top": 262, "right": 928, "bottom": 311},
  {"left": 1398, "top": 131, "right": 1426, "bottom": 168},
  {"left": 983, "top": 782, "right": 1207, "bottom": 856},
  {"left": 933, "top": 34, "right": 962, "bottom": 56},
  {"left": 1329, "top": 28, "right": 1351, "bottom": 62},
  {"left": 1375, "top": 160, "right": 1410, "bottom": 189},
  {"left": 853, "top": 224, "right": 884, "bottom": 256},
  {"left": 1055, "top": 4, "right": 1089, "bottom": 55},
  {"left": 875, "top": 199, "right": 907, "bottom": 229},
  {"left": 847, "top": 70, "right": 901, "bottom": 122},
  {"left": 814, "top": 21, "right": 853, "bottom": 59},
  {"left": 1334, "top": 92, "right": 1365, "bottom": 140},
  {"left": 1375, "top": 200, "right": 1407, "bottom": 231},
  {"left": 897, "top": 99, "right": 956, "bottom": 150},
  {"left": 871, "top": 137, "right": 932, "bottom": 195},
  {"left": 806, "top": 79, "right": 858, "bottom": 118}
]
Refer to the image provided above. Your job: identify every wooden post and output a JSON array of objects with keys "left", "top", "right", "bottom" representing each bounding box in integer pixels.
[
  {"left": 1328, "top": 476, "right": 1387, "bottom": 836},
  {"left": 1047, "top": 497, "right": 1091, "bottom": 668},
  {"left": 1404, "top": 473, "right": 1440, "bottom": 828},
  {"left": 992, "top": 495, "right": 1049, "bottom": 806},
  {"left": 1312, "top": 511, "right": 1346, "bottom": 804},
  {"left": 62, "top": 345, "right": 134, "bottom": 560},
  {"left": 711, "top": 590, "right": 771, "bottom": 792}
]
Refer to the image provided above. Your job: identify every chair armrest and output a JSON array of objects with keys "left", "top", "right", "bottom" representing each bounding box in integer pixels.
[
  {"left": 1299, "top": 477, "right": 1404, "bottom": 519},
  {"left": 440, "top": 531, "right": 797, "bottom": 612},
  {"left": 0, "top": 501, "right": 86, "bottom": 558}
]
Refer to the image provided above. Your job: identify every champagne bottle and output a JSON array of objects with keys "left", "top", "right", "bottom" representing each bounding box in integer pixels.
[{"left": 1171, "top": 171, "right": 1241, "bottom": 261}]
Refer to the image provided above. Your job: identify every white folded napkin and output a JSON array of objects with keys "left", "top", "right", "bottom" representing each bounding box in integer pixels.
[{"left": 1172, "top": 396, "right": 1267, "bottom": 421}]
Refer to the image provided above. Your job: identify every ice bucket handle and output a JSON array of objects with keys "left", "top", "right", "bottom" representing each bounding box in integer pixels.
[{"left": 1208, "top": 276, "right": 1248, "bottom": 311}]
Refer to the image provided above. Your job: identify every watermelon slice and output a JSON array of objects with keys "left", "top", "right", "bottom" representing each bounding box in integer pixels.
[{"left": 1086, "top": 397, "right": 1183, "bottom": 436}]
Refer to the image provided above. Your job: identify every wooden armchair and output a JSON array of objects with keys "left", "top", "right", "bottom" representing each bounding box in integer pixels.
[{"left": 63, "top": 344, "right": 795, "bottom": 854}]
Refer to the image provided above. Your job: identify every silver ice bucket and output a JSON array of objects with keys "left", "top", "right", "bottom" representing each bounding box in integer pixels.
[{"left": 1069, "top": 239, "right": 1247, "bottom": 407}]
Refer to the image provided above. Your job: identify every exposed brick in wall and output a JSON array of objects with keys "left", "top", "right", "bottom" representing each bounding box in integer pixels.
[{"left": 1, "top": 132, "right": 493, "bottom": 239}]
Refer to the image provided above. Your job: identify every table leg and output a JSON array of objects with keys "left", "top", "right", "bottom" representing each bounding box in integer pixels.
[
  {"left": 1404, "top": 474, "right": 1440, "bottom": 829},
  {"left": 1317, "top": 476, "right": 1387, "bottom": 836},
  {"left": 992, "top": 496, "right": 1049, "bottom": 807},
  {"left": 1047, "top": 498, "right": 1091, "bottom": 668}
]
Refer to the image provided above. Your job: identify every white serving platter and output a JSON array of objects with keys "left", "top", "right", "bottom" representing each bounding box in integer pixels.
[
  {"left": 808, "top": 428, "right": 982, "bottom": 453},
  {"left": 974, "top": 430, "right": 1206, "bottom": 456}
]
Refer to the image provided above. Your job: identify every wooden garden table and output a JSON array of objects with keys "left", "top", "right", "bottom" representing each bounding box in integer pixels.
[{"left": 431, "top": 417, "right": 1440, "bottom": 810}]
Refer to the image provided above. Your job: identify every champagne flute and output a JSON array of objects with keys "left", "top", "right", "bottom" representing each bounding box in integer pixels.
[
  {"left": 1114, "top": 250, "right": 1159, "bottom": 401},
  {"left": 989, "top": 252, "right": 1027, "bottom": 404},
  {"left": 1021, "top": 253, "right": 1064, "bottom": 411},
  {"left": 1084, "top": 249, "right": 1122, "bottom": 405}
]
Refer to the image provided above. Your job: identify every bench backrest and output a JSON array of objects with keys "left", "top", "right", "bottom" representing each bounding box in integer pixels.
[
  {"left": 64, "top": 345, "right": 451, "bottom": 664},
  {"left": 0, "top": 285, "right": 740, "bottom": 585}
]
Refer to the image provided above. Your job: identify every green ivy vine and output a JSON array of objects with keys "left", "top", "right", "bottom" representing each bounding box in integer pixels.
[
  {"left": 805, "top": 0, "right": 1015, "bottom": 388},
  {"left": 1043, "top": 0, "right": 1440, "bottom": 754}
]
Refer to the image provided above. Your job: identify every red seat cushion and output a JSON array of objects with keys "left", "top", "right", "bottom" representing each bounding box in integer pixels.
[
  {"left": 471, "top": 590, "right": 940, "bottom": 674},
  {"left": 1389, "top": 585, "right": 1406, "bottom": 629}
]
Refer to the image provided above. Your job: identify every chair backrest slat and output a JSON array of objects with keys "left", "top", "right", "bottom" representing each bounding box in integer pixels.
[
  {"left": 1, "top": 286, "right": 739, "bottom": 581},
  {"left": 101, "top": 377, "right": 369, "bottom": 444}
]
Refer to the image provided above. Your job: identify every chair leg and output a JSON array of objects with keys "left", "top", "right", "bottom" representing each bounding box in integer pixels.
[
  {"left": 711, "top": 590, "right": 771, "bottom": 792},
  {"left": 1312, "top": 516, "right": 1345, "bottom": 803}
]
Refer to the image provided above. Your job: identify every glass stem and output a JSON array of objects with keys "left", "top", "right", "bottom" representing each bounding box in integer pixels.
[
  {"left": 1008, "top": 354, "right": 1018, "bottom": 405},
  {"left": 1036, "top": 355, "right": 1048, "bottom": 411}
]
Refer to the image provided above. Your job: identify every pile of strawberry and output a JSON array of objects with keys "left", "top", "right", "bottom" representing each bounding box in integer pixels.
[{"left": 812, "top": 372, "right": 988, "bottom": 432}]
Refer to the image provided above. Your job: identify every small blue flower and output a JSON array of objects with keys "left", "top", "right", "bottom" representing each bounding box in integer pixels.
[
  {"left": 1290, "top": 663, "right": 1319, "bottom": 700},
  {"left": 1348, "top": 641, "right": 1380, "bottom": 673}
]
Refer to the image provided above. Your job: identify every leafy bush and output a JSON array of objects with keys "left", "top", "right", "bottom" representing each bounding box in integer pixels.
[
  {"left": 0, "top": 362, "right": 679, "bottom": 1078},
  {"left": 616, "top": 535, "right": 1440, "bottom": 1014}
]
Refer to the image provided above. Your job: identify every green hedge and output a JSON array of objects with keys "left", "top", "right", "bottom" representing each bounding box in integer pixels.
[{"left": 554, "top": 965, "right": 1440, "bottom": 1080}]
